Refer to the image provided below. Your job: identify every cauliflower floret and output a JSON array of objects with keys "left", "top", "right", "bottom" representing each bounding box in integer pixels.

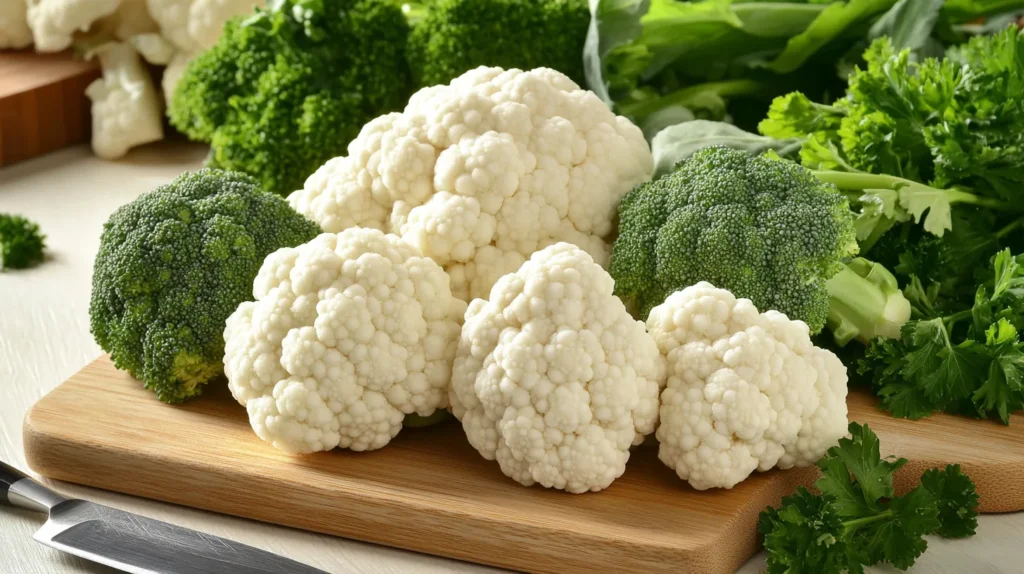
[
  {"left": 450, "top": 243, "right": 666, "bottom": 493},
  {"left": 289, "top": 66, "right": 653, "bottom": 302},
  {"left": 1, "top": 0, "right": 32, "bottom": 49},
  {"left": 146, "top": 0, "right": 259, "bottom": 52},
  {"left": 26, "top": 0, "right": 121, "bottom": 51},
  {"left": 647, "top": 282, "right": 849, "bottom": 490},
  {"left": 159, "top": 49, "right": 194, "bottom": 103},
  {"left": 84, "top": 42, "right": 164, "bottom": 160},
  {"left": 223, "top": 228, "right": 467, "bottom": 454}
]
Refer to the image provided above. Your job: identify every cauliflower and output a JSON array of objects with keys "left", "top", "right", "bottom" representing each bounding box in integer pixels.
[
  {"left": 223, "top": 227, "right": 467, "bottom": 454},
  {"left": 647, "top": 282, "right": 849, "bottom": 490},
  {"left": 26, "top": 0, "right": 121, "bottom": 52},
  {"left": 289, "top": 66, "right": 653, "bottom": 302},
  {"left": 450, "top": 243, "right": 666, "bottom": 493},
  {"left": 84, "top": 42, "right": 163, "bottom": 160},
  {"left": 1, "top": 0, "right": 32, "bottom": 49},
  {"left": 146, "top": 0, "right": 259, "bottom": 53}
]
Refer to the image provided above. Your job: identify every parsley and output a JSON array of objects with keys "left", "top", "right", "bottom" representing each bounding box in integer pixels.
[
  {"left": 860, "top": 249, "right": 1024, "bottom": 423},
  {"left": 759, "top": 423, "right": 979, "bottom": 573}
]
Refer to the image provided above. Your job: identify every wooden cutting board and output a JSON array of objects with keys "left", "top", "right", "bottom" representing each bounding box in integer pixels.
[
  {"left": 0, "top": 50, "right": 99, "bottom": 166},
  {"left": 23, "top": 355, "right": 1024, "bottom": 574}
]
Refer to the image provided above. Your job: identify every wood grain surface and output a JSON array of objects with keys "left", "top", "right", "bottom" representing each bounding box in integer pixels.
[
  {"left": 22, "top": 354, "right": 1024, "bottom": 574},
  {"left": 0, "top": 51, "right": 99, "bottom": 167}
]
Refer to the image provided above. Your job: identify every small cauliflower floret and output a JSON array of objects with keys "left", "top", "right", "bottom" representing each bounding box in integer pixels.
[
  {"left": 26, "top": 0, "right": 121, "bottom": 52},
  {"left": 647, "top": 282, "right": 848, "bottom": 490},
  {"left": 1, "top": 0, "right": 32, "bottom": 49},
  {"left": 289, "top": 66, "right": 653, "bottom": 302},
  {"left": 85, "top": 42, "right": 164, "bottom": 160},
  {"left": 146, "top": 0, "right": 259, "bottom": 52},
  {"left": 224, "top": 227, "right": 467, "bottom": 454},
  {"left": 450, "top": 243, "right": 666, "bottom": 493}
]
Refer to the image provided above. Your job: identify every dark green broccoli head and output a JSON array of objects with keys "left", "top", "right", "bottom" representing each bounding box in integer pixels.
[
  {"left": 0, "top": 213, "right": 45, "bottom": 270},
  {"left": 407, "top": 0, "right": 589, "bottom": 87},
  {"left": 170, "top": 0, "right": 412, "bottom": 195},
  {"left": 610, "top": 146, "right": 858, "bottom": 330},
  {"left": 89, "top": 169, "right": 321, "bottom": 403}
]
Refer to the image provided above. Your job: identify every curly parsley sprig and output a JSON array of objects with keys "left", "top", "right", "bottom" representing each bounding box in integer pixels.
[{"left": 759, "top": 423, "right": 979, "bottom": 573}]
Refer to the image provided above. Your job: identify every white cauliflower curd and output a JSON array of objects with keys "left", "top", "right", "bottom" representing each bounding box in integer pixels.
[
  {"left": 85, "top": 42, "right": 164, "bottom": 160},
  {"left": 223, "top": 228, "right": 467, "bottom": 454},
  {"left": 450, "top": 243, "right": 666, "bottom": 493},
  {"left": 288, "top": 66, "right": 653, "bottom": 302},
  {"left": 647, "top": 282, "right": 849, "bottom": 490}
]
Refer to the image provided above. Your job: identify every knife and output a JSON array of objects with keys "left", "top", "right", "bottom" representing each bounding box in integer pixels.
[{"left": 1, "top": 460, "right": 328, "bottom": 574}]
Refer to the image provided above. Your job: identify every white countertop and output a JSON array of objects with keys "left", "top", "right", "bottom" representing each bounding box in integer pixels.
[{"left": 1, "top": 143, "right": 1021, "bottom": 574}]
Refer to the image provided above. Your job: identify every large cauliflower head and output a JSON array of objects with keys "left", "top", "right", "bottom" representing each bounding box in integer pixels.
[
  {"left": 288, "top": 66, "right": 653, "bottom": 302},
  {"left": 223, "top": 227, "right": 467, "bottom": 454},
  {"left": 647, "top": 282, "right": 848, "bottom": 490},
  {"left": 450, "top": 243, "right": 666, "bottom": 493}
]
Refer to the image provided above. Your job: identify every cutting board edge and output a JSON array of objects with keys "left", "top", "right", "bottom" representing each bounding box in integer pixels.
[{"left": 22, "top": 393, "right": 749, "bottom": 574}]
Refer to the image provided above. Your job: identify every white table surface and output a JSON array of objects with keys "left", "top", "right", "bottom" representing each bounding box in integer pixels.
[{"left": 1, "top": 142, "right": 1021, "bottom": 574}]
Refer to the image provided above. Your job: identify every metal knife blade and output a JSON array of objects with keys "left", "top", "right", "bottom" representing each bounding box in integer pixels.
[
  {"left": 2, "top": 460, "right": 327, "bottom": 574},
  {"left": 34, "top": 499, "right": 327, "bottom": 574}
]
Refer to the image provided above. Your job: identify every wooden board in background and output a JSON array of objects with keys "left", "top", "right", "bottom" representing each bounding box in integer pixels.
[
  {"left": 23, "top": 356, "right": 1024, "bottom": 574},
  {"left": 0, "top": 50, "right": 99, "bottom": 166}
]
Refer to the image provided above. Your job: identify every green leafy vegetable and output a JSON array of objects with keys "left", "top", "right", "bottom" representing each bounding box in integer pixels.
[
  {"left": 648, "top": 119, "right": 801, "bottom": 177},
  {"left": 760, "top": 422, "right": 979, "bottom": 573},
  {"left": 407, "top": 0, "right": 590, "bottom": 87},
  {"left": 0, "top": 213, "right": 45, "bottom": 271},
  {"left": 89, "top": 169, "right": 321, "bottom": 403},
  {"left": 860, "top": 249, "right": 1024, "bottom": 423},
  {"left": 170, "top": 0, "right": 412, "bottom": 195},
  {"left": 767, "top": 0, "right": 896, "bottom": 74},
  {"left": 761, "top": 29, "right": 1024, "bottom": 241}
]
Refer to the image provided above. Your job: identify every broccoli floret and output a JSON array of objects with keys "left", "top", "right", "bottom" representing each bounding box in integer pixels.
[
  {"left": 406, "top": 0, "right": 589, "bottom": 87},
  {"left": 610, "top": 146, "right": 858, "bottom": 332},
  {"left": 0, "top": 213, "right": 45, "bottom": 270},
  {"left": 89, "top": 169, "right": 321, "bottom": 403},
  {"left": 169, "top": 0, "right": 411, "bottom": 195}
]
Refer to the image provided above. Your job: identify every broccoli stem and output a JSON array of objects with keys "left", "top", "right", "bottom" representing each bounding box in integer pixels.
[
  {"left": 826, "top": 258, "right": 912, "bottom": 347},
  {"left": 617, "top": 79, "right": 763, "bottom": 122}
]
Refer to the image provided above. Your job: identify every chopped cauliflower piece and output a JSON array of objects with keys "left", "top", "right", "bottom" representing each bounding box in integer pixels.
[
  {"left": 450, "top": 243, "right": 667, "bottom": 493},
  {"left": 146, "top": 0, "right": 259, "bottom": 52},
  {"left": 647, "top": 282, "right": 849, "bottom": 490},
  {"left": 223, "top": 228, "right": 467, "bottom": 454},
  {"left": 289, "top": 66, "right": 653, "bottom": 301},
  {"left": 26, "top": 0, "right": 121, "bottom": 52},
  {"left": 84, "top": 42, "right": 164, "bottom": 160}
]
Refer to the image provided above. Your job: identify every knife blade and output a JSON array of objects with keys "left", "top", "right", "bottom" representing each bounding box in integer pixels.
[{"left": 2, "top": 460, "right": 328, "bottom": 574}]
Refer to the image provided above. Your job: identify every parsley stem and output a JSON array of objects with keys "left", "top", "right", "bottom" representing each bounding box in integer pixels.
[
  {"left": 943, "top": 309, "right": 974, "bottom": 330},
  {"left": 843, "top": 510, "right": 893, "bottom": 532}
]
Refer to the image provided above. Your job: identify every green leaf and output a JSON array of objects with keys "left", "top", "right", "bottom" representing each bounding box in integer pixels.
[
  {"left": 898, "top": 184, "right": 953, "bottom": 237},
  {"left": 649, "top": 120, "right": 801, "bottom": 178},
  {"left": 871, "top": 485, "right": 939, "bottom": 569},
  {"left": 768, "top": 0, "right": 898, "bottom": 74},
  {"left": 760, "top": 488, "right": 856, "bottom": 574},
  {"left": 759, "top": 92, "right": 845, "bottom": 139},
  {"left": 868, "top": 0, "right": 945, "bottom": 52},
  {"left": 816, "top": 423, "right": 906, "bottom": 507},
  {"left": 920, "top": 464, "right": 980, "bottom": 538},
  {"left": 973, "top": 319, "right": 1024, "bottom": 424},
  {"left": 583, "top": 0, "right": 650, "bottom": 105}
]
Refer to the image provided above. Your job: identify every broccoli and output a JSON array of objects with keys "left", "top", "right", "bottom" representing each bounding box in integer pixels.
[
  {"left": 169, "top": 0, "right": 411, "bottom": 195},
  {"left": 89, "top": 169, "right": 321, "bottom": 403},
  {"left": 0, "top": 213, "right": 45, "bottom": 270},
  {"left": 611, "top": 146, "right": 911, "bottom": 340},
  {"left": 406, "top": 0, "right": 589, "bottom": 87}
]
